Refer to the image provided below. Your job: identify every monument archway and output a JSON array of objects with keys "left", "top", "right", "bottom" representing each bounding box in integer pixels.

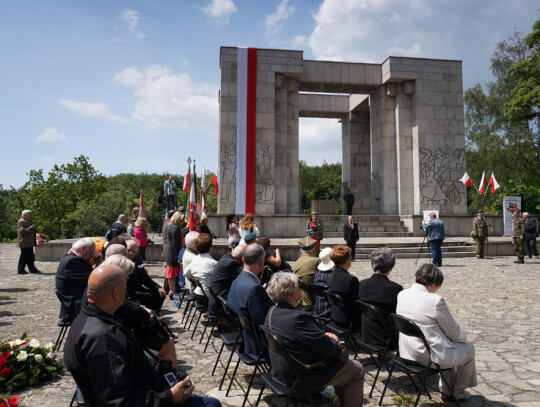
[{"left": 217, "top": 47, "right": 467, "bottom": 216}]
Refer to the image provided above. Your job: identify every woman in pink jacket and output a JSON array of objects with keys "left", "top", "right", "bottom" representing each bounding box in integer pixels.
[{"left": 134, "top": 217, "right": 152, "bottom": 262}]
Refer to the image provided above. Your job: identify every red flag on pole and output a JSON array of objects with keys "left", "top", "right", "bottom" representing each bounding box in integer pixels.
[
  {"left": 139, "top": 188, "right": 147, "bottom": 219},
  {"left": 211, "top": 173, "right": 219, "bottom": 195},
  {"left": 188, "top": 181, "right": 198, "bottom": 231},
  {"left": 183, "top": 167, "right": 190, "bottom": 193}
]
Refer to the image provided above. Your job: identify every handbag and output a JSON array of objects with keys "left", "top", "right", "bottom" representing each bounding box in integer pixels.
[{"left": 134, "top": 312, "right": 171, "bottom": 350}]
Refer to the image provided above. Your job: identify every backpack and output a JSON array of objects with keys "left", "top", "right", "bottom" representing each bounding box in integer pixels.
[{"left": 105, "top": 228, "right": 114, "bottom": 242}]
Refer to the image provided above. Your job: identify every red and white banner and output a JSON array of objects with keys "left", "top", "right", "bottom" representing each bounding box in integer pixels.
[
  {"left": 139, "top": 188, "right": 147, "bottom": 220},
  {"left": 183, "top": 167, "right": 190, "bottom": 193},
  {"left": 459, "top": 172, "right": 473, "bottom": 188},
  {"left": 188, "top": 181, "right": 198, "bottom": 231},
  {"left": 236, "top": 46, "right": 257, "bottom": 214},
  {"left": 489, "top": 172, "right": 500, "bottom": 193},
  {"left": 478, "top": 171, "right": 486, "bottom": 194},
  {"left": 211, "top": 173, "right": 219, "bottom": 195}
]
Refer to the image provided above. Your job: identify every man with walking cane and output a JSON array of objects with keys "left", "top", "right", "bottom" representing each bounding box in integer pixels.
[{"left": 421, "top": 212, "right": 445, "bottom": 267}]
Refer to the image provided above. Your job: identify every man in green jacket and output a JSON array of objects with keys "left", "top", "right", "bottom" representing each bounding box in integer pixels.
[{"left": 512, "top": 208, "right": 525, "bottom": 264}]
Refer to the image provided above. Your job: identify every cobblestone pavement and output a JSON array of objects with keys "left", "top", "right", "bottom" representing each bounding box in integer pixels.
[{"left": 1, "top": 242, "right": 539, "bottom": 406}]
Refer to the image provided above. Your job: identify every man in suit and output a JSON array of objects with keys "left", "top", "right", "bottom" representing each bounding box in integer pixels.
[
  {"left": 207, "top": 245, "right": 245, "bottom": 318},
  {"left": 344, "top": 215, "right": 360, "bottom": 261},
  {"left": 292, "top": 236, "right": 319, "bottom": 309},
  {"left": 16, "top": 209, "right": 41, "bottom": 274},
  {"left": 358, "top": 248, "right": 403, "bottom": 349},
  {"left": 343, "top": 188, "right": 355, "bottom": 216},
  {"left": 228, "top": 244, "right": 274, "bottom": 360},
  {"left": 396, "top": 264, "right": 477, "bottom": 401},
  {"left": 522, "top": 212, "right": 538, "bottom": 259},
  {"left": 265, "top": 272, "right": 365, "bottom": 406},
  {"left": 55, "top": 237, "right": 103, "bottom": 323},
  {"left": 472, "top": 210, "right": 488, "bottom": 259}
]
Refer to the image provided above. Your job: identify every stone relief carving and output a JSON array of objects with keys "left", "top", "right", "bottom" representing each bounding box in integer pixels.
[
  {"left": 419, "top": 148, "right": 466, "bottom": 205},
  {"left": 220, "top": 142, "right": 236, "bottom": 203},
  {"left": 256, "top": 144, "right": 274, "bottom": 202}
]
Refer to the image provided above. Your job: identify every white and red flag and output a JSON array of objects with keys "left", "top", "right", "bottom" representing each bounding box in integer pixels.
[
  {"left": 183, "top": 167, "right": 190, "bottom": 193},
  {"left": 478, "top": 171, "right": 486, "bottom": 194},
  {"left": 236, "top": 46, "right": 257, "bottom": 214},
  {"left": 459, "top": 172, "right": 473, "bottom": 188},
  {"left": 139, "top": 188, "right": 147, "bottom": 219},
  {"left": 188, "top": 180, "right": 198, "bottom": 231},
  {"left": 201, "top": 171, "right": 206, "bottom": 191},
  {"left": 211, "top": 173, "right": 219, "bottom": 195},
  {"left": 489, "top": 172, "right": 500, "bottom": 193},
  {"left": 201, "top": 194, "right": 207, "bottom": 215}
]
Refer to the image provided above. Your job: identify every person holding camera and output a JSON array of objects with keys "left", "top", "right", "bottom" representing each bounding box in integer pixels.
[
  {"left": 164, "top": 174, "right": 178, "bottom": 212},
  {"left": 422, "top": 212, "right": 445, "bottom": 267},
  {"left": 64, "top": 264, "right": 221, "bottom": 407},
  {"left": 264, "top": 272, "right": 365, "bottom": 406}
]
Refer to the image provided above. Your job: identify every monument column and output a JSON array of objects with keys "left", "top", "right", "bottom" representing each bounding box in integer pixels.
[
  {"left": 395, "top": 81, "right": 414, "bottom": 215},
  {"left": 341, "top": 111, "right": 371, "bottom": 214},
  {"left": 370, "top": 84, "right": 398, "bottom": 215}
]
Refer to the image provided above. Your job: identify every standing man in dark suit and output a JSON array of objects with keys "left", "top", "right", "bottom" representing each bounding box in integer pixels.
[
  {"left": 523, "top": 212, "right": 538, "bottom": 259},
  {"left": 344, "top": 215, "right": 360, "bottom": 261},
  {"left": 358, "top": 248, "right": 403, "bottom": 348},
  {"left": 343, "top": 188, "right": 355, "bottom": 216},
  {"left": 228, "top": 244, "right": 274, "bottom": 360},
  {"left": 16, "top": 210, "right": 41, "bottom": 274},
  {"left": 55, "top": 237, "right": 103, "bottom": 323},
  {"left": 207, "top": 245, "right": 246, "bottom": 318}
]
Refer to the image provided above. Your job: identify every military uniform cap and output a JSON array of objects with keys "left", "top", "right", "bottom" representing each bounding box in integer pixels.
[
  {"left": 298, "top": 236, "right": 316, "bottom": 250},
  {"left": 477, "top": 210, "right": 484, "bottom": 214}
]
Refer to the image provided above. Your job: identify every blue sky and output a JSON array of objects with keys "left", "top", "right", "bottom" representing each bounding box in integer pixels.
[{"left": 1, "top": 0, "right": 538, "bottom": 188}]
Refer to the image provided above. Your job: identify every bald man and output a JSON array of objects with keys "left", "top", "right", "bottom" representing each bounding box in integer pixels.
[
  {"left": 64, "top": 265, "right": 221, "bottom": 407},
  {"left": 104, "top": 243, "right": 127, "bottom": 258}
]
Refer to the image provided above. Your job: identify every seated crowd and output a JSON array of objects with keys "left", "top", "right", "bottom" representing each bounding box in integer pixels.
[{"left": 55, "top": 210, "right": 476, "bottom": 405}]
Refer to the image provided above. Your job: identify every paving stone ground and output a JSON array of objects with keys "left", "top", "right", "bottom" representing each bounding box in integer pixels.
[{"left": 1, "top": 242, "right": 539, "bottom": 406}]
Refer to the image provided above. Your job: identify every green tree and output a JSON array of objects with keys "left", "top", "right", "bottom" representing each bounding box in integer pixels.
[
  {"left": 21, "top": 155, "right": 106, "bottom": 239},
  {"left": 0, "top": 185, "right": 17, "bottom": 241},
  {"left": 299, "top": 160, "right": 342, "bottom": 214},
  {"left": 465, "top": 22, "right": 539, "bottom": 213}
]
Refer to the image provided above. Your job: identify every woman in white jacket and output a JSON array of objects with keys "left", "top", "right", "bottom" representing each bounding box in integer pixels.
[
  {"left": 396, "top": 263, "right": 477, "bottom": 401},
  {"left": 184, "top": 233, "right": 217, "bottom": 300}
]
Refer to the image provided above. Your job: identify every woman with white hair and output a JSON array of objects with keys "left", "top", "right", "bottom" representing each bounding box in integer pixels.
[
  {"left": 265, "top": 272, "right": 365, "bottom": 406},
  {"left": 313, "top": 247, "right": 335, "bottom": 318}
]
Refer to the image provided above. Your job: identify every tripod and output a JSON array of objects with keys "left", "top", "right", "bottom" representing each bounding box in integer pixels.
[{"left": 415, "top": 233, "right": 429, "bottom": 265}]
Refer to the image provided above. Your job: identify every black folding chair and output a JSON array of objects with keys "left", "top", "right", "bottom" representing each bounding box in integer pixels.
[
  {"left": 324, "top": 290, "right": 358, "bottom": 353},
  {"left": 379, "top": 313, "right": 463, "bottom": 407},
  {"left": 213, "top": 296, "right": 243, "bottom": 392},
  {"left": 226, "top": 312, "right": 269, "bottom": 407},
  {"left": 256, "top": 325, "right": 325, "bottom": 407},
  {"left": 354, "top": 300, "right": 394, "bottom": 398},
  {"left": 54, "top": 289, "right": 72, "bottom": 351}
]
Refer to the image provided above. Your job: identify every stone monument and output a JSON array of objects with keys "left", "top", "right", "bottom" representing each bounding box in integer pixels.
[{"left": 218, "top": 46, "right": 467, "bottom": 216}]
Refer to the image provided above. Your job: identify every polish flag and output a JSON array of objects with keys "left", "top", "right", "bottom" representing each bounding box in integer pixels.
[
  {"left": 183, "top": 167, "right": 190, "bottom": 193},
  {"left": 201, "top": 194, "right": 207, "bottom": 215},
  {"left": 489, "top": 172, "right": 500, "bottom": 193},
  {"left": 236, "top": 46, "right": 257, "bottom": 214},
  {"left": 201, "top": 172, "right": 206, "bottom": 191},
  {"left": 478, "top": 171, "right": 486, "bottom": 194},
  {"left": 188, "top": 181, "right": 198, "bottom": 231},
  {"left": 211, "top": 173, "right": 219, "bottom": 195},
  {"left": 459, "top": 172, "right": 473, "bottom": 188}
]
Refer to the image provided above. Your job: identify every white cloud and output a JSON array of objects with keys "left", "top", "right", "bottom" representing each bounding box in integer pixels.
[
  {"left": 37, "top": 127, "right": 69, "bottom": 144},
  {"left": 118, "top": 9, "right": 145, "bottom": 39},
  {"left": 202, "top": 0, "right": 237, "bottom": 25},
  {"left": 292, "top": 35, "right": 306, "bottom": 48},
  {"left": 299, "top": 118, "right": 342, "bottom": 164},
  {"left": 265, "top": 0, "right": 295, "bottom": 35},
  {"left": 114, "top": 64, "right": 218, "bottom": 130},
  {"left": 59, "top": 99, "right": 126, "bottom": 123}
]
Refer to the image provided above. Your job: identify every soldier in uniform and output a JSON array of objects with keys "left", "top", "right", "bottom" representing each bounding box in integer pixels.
[
  {"left": 512, "top": 208, "right": 525, "bottom": 264},
  {"left": 343, "top": 188, "right": 355, "bottom": 216},
  {"left": 472, "top": 210, "right": 489, "bottom": 259}
]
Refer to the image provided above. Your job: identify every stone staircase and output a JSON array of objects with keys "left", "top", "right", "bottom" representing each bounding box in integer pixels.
[
  {"left": 318, "top": 215, "right": 413, "bottom": 238},
  {"left": 348, "top": 240, "right": 476, "bottom": 260}
]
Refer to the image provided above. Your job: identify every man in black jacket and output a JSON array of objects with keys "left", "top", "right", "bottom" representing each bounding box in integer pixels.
[
  {"left": 64, "top": 265, "right": 221, "bottom": 407},
  {"left": 55, "top": 237, "right": 103, "bottom": 323},
  {"left": 523, "top": 212, "right": 538, "bottom": 259},
  {"left": 265, "top": 272, "right": 364, "bottom": 406},
  {"left": 207, "top": 245, "right": 245, "bottom": 318},
  {"left": 343, "top": 216, "right": 360, "bottom": 260},
  {"left": 107, "top": 214, "right": 127, "bottom": 241}
]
